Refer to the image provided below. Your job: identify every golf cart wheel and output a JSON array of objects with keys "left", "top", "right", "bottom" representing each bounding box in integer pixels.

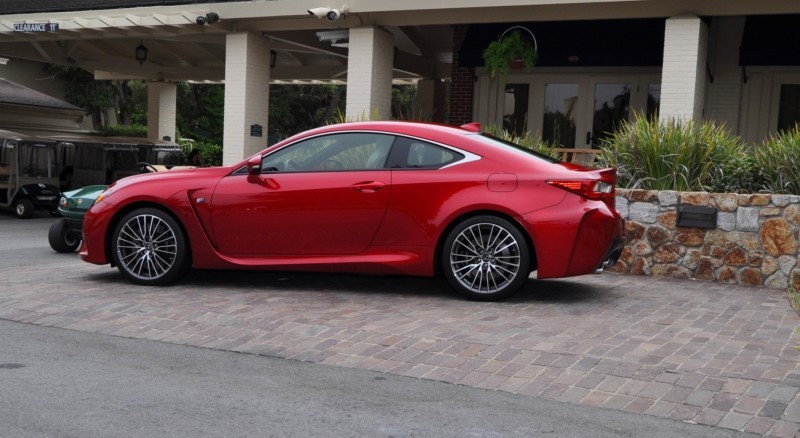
[
  {"left": 14, "top": 198, "right": 34, "bottom": 219},
  {"left": 48, "top": 218, "right": 81, "bottom": 253}
]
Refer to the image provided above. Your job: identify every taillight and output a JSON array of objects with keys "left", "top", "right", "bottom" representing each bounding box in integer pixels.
[
  {"left": 547, "top": 167, "right": 617, "bottom": 208},
  {"left": 547, "top": 180, "right": 613, "bottom": 201}
]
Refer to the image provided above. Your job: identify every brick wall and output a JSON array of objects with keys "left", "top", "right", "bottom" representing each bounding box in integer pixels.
[
  {"left": 612, "top": 189, "right": 800, "bottom": 290},
  {"left": 448, "top": 24, "right": 474, "bottom": 126}
]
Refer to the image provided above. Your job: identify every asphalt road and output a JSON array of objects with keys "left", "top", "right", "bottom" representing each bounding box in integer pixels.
[{"left": 0, "top": 212, "right": 752, "bottom": 437}]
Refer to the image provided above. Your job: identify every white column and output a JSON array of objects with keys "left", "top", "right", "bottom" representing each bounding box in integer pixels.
[
  {"left": 147, "top": 82, "right": 176, "bottom": 141},
  {"left": 659, "top": 16, "right": 709, "bottom": 123},
  {"left": 223, "top": 32, "right": 270, "bottom": 165},
  {"left": 346, "top": 26, "right": 394, "bottom": 121}
]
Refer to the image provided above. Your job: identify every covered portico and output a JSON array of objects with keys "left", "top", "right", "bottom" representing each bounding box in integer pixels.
[{"left": 1, "top": 0, "right": 799, "bottom": 163}]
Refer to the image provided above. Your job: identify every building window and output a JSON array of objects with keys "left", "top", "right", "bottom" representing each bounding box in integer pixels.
[
  {"left": 777, "top": 84, "right": 800, "bottom": 132},
  {"left": 543, "top": 83, "right": 579, "bottom": 147},
  {"left": 503, "top": 84, "right": 529, "bottom": 136},
  {"left": 647, "top": 84, "right": 661, "bottom": 121}
]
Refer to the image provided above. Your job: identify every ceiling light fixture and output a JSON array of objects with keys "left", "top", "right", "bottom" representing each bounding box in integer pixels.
[{"left": 135, "top": 40, "right": 148, "bottom": 65}]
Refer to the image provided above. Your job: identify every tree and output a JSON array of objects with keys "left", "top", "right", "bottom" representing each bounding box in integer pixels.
[{"left": 43, "top": 64, "right": 130, "bottom": 127}]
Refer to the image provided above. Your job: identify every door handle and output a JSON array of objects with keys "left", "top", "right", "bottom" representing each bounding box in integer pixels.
[{"left": 350, "top": 181, "right": 385, "bottom": 193}]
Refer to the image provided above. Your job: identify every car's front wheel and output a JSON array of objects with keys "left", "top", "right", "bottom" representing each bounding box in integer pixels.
[
  {"left": 111, "top": 208, "right": 190, "bottom": 285},
  {"left": 442, "top": 216, "right": 531, "bottom": 301}
]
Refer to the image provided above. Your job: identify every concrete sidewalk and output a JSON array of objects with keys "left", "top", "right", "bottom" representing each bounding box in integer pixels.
[{"left": 1, "top": 218, "right": 798, "bottom": 436}]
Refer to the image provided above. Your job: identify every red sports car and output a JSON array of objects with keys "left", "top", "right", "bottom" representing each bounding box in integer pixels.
[{"left": 80, "top": 121, "right": 624, "bottom": 301}]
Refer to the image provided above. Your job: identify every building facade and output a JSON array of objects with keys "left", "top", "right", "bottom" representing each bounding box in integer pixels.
[{"left": 0, "top": 1, "right": 798, "bottom": 161}]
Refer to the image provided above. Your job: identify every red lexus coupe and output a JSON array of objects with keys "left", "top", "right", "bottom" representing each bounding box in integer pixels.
[{"left": 79, "top": 121, "right": 624, "bottom": 301}]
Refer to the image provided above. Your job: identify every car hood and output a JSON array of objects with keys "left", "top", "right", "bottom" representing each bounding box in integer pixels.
[{"left": 110, "top": 166, "right": 231, "bottom": 190}]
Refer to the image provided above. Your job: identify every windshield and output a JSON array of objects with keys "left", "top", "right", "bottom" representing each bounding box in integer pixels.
[
  {"left": 474, "top": 133, "right": 560, "bottom": 164},
  {"left": 153, "top": 150, "right": 185, "bottom": 166},
  {"left": 19, "top": 143, "right": 57, "bottom": 178}
]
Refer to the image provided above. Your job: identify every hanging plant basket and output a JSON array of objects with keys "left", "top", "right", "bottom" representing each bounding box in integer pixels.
[{"left": 482, "top": 26, "right": 538, "bottom": 79}]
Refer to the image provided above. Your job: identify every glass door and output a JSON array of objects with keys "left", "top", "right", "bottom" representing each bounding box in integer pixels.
[
  {"left": 588, "top": 81, "right": 632, "bottom": 147},
  {"left": 510, "top": 73, "right": 660, "bottom": 149}
]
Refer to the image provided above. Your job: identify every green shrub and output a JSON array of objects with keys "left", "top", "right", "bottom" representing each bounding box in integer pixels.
[
  {"left": 708, "top": 152, "right": 763, "bottom": 194},
  {"left": 754, "top": 126, "right": 800, "bottom": 194},
  {"left": 597, "top": 115, "right": 748, "bottom": 192},
  {"left": 179, "top": 139, "right": 222, "bottom": 166},
  {"left": 95, "top": 124, "right": 148, "bottom": 138},
  {"left": 483, "top": 125, "right": 560, "bottom": 159}
]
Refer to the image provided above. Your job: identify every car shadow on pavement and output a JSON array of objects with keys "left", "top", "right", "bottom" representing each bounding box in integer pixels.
[{"left": 87, "top": 268, "right": 610, "bottom": 305}]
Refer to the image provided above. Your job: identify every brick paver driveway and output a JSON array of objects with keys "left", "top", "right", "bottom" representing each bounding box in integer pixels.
[{"left": 2, "top": 216, "right": 799, "bottom": 436}]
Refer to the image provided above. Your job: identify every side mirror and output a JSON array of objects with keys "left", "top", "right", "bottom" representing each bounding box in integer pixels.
[{"left": 247, "top": 156, "right": 261, "bottom": 175}]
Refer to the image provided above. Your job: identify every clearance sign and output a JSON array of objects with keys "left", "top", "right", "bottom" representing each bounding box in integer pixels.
[{"left": 13, "top": 23, "right": 60, "bottom": 32}]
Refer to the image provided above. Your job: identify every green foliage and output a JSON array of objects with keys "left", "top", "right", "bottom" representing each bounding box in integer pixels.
[
  {"left": 483, "top": 125, "right": 560, "bottom": 159},
  {"left": 269, "top": 84, "right": 345, "bottom": 139},
  {"left": 597, "top": 115, "right": 748, "bottom": 192},
  {"left": 95, "top": 124, "right": 148, "bottom": 137},
  {"left": 126, "top": 80, "right": 149, "bottom": 126},
  {"left": 482, "top": 29, "right": 538, "bottom": 79},
  {"left": 44, "top": 64, "right": 125, "bottom": 127},
  {"left": 753, "top": 126, "right": 800, "bottom": 194},
  {"left": 708, "top": 152, "right": 763, "bottom": 194},
  {"left": 179, "top": 139, "right": 222, "bottom": 167},
  {"left": 176, "top": 82, "right": 225, "bottom": 145}
]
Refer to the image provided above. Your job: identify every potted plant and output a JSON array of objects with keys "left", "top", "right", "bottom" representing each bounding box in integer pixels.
[{"left": 482, "top": 27, "right": 538, "bottom": 79}]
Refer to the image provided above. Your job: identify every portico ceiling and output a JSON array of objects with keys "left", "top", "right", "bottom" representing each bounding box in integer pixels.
[{"left": 0, "top": 0, "right": 799, "bottom": 83}]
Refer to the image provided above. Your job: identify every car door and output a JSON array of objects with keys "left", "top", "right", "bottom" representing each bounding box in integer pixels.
[{"left": 210, "top": 132, "right": 394, "bottom": 257}]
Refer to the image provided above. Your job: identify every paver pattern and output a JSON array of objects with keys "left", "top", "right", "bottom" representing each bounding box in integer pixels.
[{"left": 2, "top": 257, "right": 799, "bottom": 436}]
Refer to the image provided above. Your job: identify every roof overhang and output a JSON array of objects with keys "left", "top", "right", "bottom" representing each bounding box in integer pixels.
[{"left": 1, "top": 0, "right": 800, "bottom": 83}]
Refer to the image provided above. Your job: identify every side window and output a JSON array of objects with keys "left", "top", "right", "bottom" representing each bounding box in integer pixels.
[
  {"left": 261, "top": 133, "right": 394, "bottom": 172},
  {"left": 389, "top": 137, "right": 464, "bottom": 169}
]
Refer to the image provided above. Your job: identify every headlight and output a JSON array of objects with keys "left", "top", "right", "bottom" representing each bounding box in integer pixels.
[{"left": 59, "top": 196, "right": 68, "bottom": 208}]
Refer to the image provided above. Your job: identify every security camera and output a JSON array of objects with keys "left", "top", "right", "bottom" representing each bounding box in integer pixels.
[
  {"left": 196, "top": 12, "right": 220, "bottom": 25},
  {"left": 308, "top": 6, "right": 347, "bottom": 21},
  {"left": 307, "top": 7, "right": 332, "bottom": 18},
  {"left": 325, "top": 9, "right": 342, "bottom": 21}
]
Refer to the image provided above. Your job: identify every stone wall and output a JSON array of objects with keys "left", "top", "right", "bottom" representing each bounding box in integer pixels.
[{"left": 611, "top": 189, "right": 800, "bottom": 290}]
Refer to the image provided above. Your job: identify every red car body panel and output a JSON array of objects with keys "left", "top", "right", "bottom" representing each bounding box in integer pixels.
[{"left": 80, "top": 121, "right": 624, "bottom": 282}]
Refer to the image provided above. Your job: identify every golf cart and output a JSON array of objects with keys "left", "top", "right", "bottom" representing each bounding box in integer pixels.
[
  {"left": 48, "top": 137, "right": 191, "bottom": 252},
  {"left": 0, "top": 129, "right": 60, "bottom": 218}
]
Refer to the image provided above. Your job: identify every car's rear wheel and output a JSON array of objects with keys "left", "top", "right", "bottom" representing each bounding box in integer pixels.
[
  {"left": 111, "top": 208, "right": 189, "bottom": 285},
  {"left": 442, "top": 215, "right": 530, "bottom": 301},
  {"left": 48, "top": 218, "right": 80, "bottom": 253}
]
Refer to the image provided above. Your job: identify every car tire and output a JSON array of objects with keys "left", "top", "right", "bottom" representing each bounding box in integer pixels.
[
  {"left": 441, "top": 215, "right": 531, "bottom": 301},
  {"left": 48, "top": 218, "right": 81, "bottom": 253},
  {"left": 14, "top": 198, "right": 34, "bottom": 219},
  {"left": 111, "top": 208, "right": 190, "bottom": 285}
]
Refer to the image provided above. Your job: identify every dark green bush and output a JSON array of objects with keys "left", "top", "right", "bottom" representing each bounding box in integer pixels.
[
  {"left": 754, "top": 126, "right": 800, "bottom": 194},
  {"left": 483, "top": 125, "right": 560, "bottom": 159},
  {"left": 95, "top": 124, "right": 148, "bottom": 138},
  {"left": 597, "top": 115, "right": 749, "bottom": 192}
]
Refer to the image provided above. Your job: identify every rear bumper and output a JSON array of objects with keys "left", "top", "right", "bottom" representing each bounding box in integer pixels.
[
  {"left": 524, "top": 197, "right": 624, "bottom": 279},
  {"left": 595, "top": 230, "right": 625, "bottom": 272}
]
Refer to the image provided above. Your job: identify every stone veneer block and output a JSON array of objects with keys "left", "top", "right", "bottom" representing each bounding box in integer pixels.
[
  {"left": 681, "top": 191, "right": 711, "bottom": 206},
  {"left": 629, "top": 203, "right": 660, "bottom": 223},
  {"left": 717, "top": 212, "right": 736, "bottom": 231},
  {"left": 616, "top": 196, "right": 629, "bottom": 216},
  {"left": 658, "top": 191, "right": 678, "bottom": 206},
  {"left": 736, "top": 207, "right": 759, "bottom": 231},
  {"left": 713, "top": 193, "right": 739, "bottom": 212}
]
